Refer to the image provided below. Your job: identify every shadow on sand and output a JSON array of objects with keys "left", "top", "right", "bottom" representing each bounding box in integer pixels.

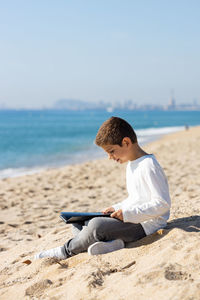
[{"left": 126, "top": 215, "right": 200, "bottom": 249}]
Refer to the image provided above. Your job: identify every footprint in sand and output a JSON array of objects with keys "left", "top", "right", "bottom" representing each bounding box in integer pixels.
[
  {"left": 25, "top": 279, "right": 53, "bottom": 297},
  {"left": 0, "top": 247, "right": 8, "bottom": 252},
  {"left": 164, "top": 264, "right": 191, "bottom": 281},
  {"left": 71, "top": 199, "right": 78, "bottom": 203},
  {"left": 24, "top": 221, "right": 32, "bottom": 224},
  {"left": 8, "top": 224, "right": 19, "bottom": 228},
  {"left": 39, "top": 225, "right": 47, "bottom": 229}
]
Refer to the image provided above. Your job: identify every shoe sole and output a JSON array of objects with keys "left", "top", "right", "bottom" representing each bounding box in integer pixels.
[{"left": 88, "top": 239, "right": 124, "bottom": 255}]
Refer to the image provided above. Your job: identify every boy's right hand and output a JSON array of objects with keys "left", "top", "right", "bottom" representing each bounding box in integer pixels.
[{"left": 102, "top": 207, "right": 115, "bottom": 214}]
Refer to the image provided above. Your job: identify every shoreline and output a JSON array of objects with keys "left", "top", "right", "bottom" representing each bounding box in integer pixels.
[
  {"left": 0, "top": 126, "right": 200, "bottom": 299},
  {"left": 0, "top": 124, "right": 187, "bottom": 180}
]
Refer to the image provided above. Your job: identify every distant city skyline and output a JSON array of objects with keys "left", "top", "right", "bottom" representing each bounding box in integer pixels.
[
  {"left": 1, "top": 97, "right": 199, "bottom": 111},
  {"left": 0, "top": 96, "right": 199, "bottom": 110},
  {"left": 0, "top": 1, "right": 200, "bottom": 109}
]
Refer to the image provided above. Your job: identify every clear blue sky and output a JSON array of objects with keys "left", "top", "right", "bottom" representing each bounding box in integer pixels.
[{"left": 0, "top": 0, "right": 200, "bottom": 108}]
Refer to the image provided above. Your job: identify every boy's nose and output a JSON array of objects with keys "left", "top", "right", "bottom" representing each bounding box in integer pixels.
[
  {"left": 108, "top": 154, "right": 114, "bottom": 159},
  {"left": 108, "top": 153, "right": 113, "bottom": 160}
]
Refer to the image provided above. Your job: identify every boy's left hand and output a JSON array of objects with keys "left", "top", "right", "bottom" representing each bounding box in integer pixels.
[{"left": 111, "top": 209, "right": 123, "bottom": 221}]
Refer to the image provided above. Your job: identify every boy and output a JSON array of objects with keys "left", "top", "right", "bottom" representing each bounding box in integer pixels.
[{"left": 35, "top": 117, "right": 171, "bottom": 259}]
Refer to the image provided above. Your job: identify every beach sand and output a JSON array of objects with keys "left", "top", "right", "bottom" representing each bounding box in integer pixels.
[{"left": 0, "top": 126, "right": 200, "bottom": 300}]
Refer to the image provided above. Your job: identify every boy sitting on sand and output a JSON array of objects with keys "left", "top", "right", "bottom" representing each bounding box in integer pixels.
[{"left": 35, "top": 117, "right": 171, "bottom": 259}]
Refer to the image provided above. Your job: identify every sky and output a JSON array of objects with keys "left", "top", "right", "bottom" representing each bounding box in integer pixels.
[{"left": 0, "top": 0, "right": 200, "bottom": 108}]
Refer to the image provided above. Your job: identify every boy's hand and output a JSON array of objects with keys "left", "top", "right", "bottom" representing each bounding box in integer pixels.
[
  {"left": 102, "top": 207, "right": 115, "bottom": 214},
  {"left": 111, "top": 209, "right": 123, "bottom": 221}
]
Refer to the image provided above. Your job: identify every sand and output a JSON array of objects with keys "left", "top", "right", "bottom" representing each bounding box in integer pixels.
[{"left": 0, "top": 126, "right": 200, "bottom": 300}]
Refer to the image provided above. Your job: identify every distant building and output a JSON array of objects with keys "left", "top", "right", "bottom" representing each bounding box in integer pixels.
[
  {"left": 166, "top": 96, "right": 176, "bottom": 110},
  {"left": 169, "top": 96, "right": 175, "bottom": 106}
]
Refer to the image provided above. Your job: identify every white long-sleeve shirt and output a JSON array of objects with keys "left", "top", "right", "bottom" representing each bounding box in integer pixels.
[{"left": 112, "top": 154, "right": 171, "bottom": 235}]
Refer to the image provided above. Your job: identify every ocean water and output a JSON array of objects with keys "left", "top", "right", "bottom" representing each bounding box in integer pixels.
[{"left": 0, "top": 109, "right": 199, "bottom": 178}]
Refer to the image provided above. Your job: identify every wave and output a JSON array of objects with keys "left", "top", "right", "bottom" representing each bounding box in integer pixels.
[
  {"left": 136, "top": 125, "right": 184, "bottom": 137},
  {"left": 136, "top": 125, "right": 185, "bottom": 144},
  {"left": 0, "top": 167, "right": 44, "bottom": 179}
]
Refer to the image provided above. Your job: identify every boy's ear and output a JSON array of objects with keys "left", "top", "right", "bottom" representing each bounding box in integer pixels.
[{"left": 122, "top": 137, "right": 131, "bottom": 147}]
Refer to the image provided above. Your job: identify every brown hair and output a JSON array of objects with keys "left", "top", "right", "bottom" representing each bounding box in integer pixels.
[{"left": 95, "top": 116, "right": 137, "bottom": 146}]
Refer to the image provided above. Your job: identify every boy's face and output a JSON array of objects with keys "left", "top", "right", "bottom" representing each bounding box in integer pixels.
[{"left": 102, "top": 138, "right": 132, "bottom": 164}]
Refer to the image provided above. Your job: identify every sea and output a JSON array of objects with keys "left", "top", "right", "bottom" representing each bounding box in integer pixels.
[{"left": 0, "top": 109, "right": 199, "bottom": 179}]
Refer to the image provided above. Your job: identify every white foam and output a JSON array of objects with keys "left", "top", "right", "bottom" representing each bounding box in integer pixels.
[
  {"left": 136, "top": 126, "right": 184, "bottom": 145},
  {"left": 136, "top": 126, "right": 184, "bottom": 137},
  {"left": 0, "top": 167, "right": 43, "bottom": 179}
]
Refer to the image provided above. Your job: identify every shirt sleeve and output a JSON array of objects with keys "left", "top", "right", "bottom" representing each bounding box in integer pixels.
[
  {"left": 122, "top": 164, "right": 171, "bottom": 223},
  {"left": 112, "top": 197, "right": 130, "bottom": 211}
]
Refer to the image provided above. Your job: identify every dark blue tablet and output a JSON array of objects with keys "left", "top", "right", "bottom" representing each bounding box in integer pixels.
[{"left": 60, "top": 212, "right": 111, "bottom": 224}]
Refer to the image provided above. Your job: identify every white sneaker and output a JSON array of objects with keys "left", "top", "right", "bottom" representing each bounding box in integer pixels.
[
  {"left": 34, "top": 246, "right": 67, "bottom": 260},
  {"left": 88, "top": 239, "right": 124, "bottom": 255}
]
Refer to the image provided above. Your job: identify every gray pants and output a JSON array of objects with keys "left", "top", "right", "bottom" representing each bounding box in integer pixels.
[{"left": 63, "top": 217, "right": 146, "bottom": 257}]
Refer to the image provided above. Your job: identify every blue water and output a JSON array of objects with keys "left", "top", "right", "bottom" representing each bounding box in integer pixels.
[{"left": 0, "top": 109, "right": 199, "bottom": 178}]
